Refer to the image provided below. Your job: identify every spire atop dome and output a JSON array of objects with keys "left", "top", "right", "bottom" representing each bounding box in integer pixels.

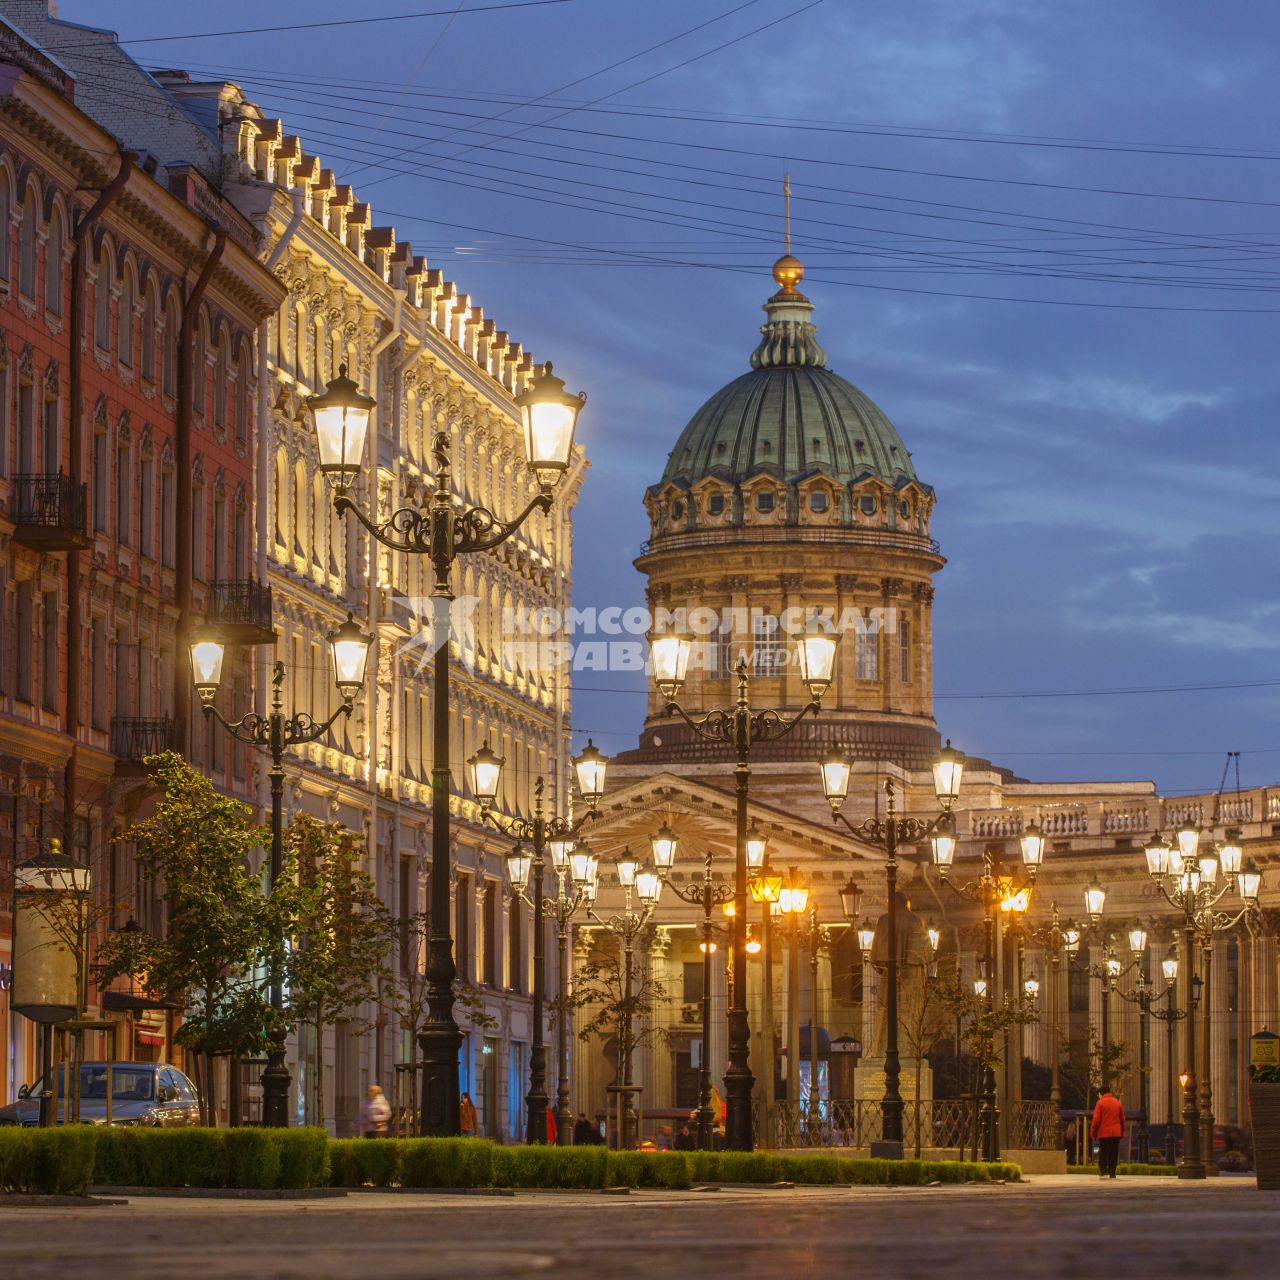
[{"left": 753, "top": 173, "right": 825, "bottom": 368}]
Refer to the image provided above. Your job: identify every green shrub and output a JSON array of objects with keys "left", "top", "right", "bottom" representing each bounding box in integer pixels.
[
  {"left": 223, "top": 1129, "right": 280, "bottom": 1190},
  {"left": 607, "top": 1152, "right": 691, "bottom": 1189},
  {"left": 492, "top": 1145, "right": 608, "bottom": 1189},
  {"left": 330, "top": 1137, "right": 402, "bottom": 1187},
  {"left": 399, "top": 1138, "right": 495, "bottom": 1188},
  {"left": 86, "top": 1127, "right": 329, "bottom": 1189},
  {"left": 0, "top": 1126, "right": 98, "bottom": 1195},
  {"left": 274, "top": 1128, "right": 330, "bottom": 1189},
  {"left": 1067, "top": 1163, "right": 1176, "bottom": 1177}
]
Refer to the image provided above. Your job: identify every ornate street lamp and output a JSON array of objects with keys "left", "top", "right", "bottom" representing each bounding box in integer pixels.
[
  {"left": 820, "top": 745, "right": 966, "bottom": 1160},
  {"left": 586, "top": 853, "right": 661, "bottom": 1148},
  {"left": 1142, "top": 822, "right": 1261, "bottom": 1180},
  {"left": 471, "top": 747, "right": 609, "bottom": 1145},
  {"left": 310, "top": 360, "right": 584, "bottom": 1137},
  {"left": 650, "top": 625, "right": 837, "bottom": 1151},
  {"left": 190, "top": 617, "right": 371, "bottom": 1127}
]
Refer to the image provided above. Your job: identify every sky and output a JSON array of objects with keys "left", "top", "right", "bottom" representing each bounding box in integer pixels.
[{"left": 56, "top": 0, "right": 1280, "bottom": 796}]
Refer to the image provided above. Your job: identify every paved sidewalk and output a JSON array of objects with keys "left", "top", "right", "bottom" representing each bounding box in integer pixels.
[{"left": 0, "top": 1177, "right": 1269, "bottom": 1279}]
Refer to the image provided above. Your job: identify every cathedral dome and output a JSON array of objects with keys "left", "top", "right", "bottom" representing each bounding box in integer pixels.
[{"left": 657, "top": 267, "right": 918, "bottom": 495}]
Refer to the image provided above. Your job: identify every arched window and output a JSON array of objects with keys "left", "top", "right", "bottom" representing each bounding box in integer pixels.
[
  {"left": 233, "top": 497, "right": 248, "bottom": 577},
  {"left": 139, "top": 445, "right": 154, "bottom": 558},
  {"left": 234, "top": 345, "right": 250, "bottom": 448},
  {"left": 115, "top": 429, "right": 132, "bottom": 546},
  {"left": 212, "top": 487, "right": 227, "bottom": 580},
  {"left": 0, "top": 169, "right": 11, "bottom": 283},
  {"left": 192, "top": 317, "right": 207, "bottom": 415},
  {"left": 44, "top": 206, "right": 63, "bottom": 315},
  {"left": 160, "top": 456, "right": 176, "bottom": 567},
  {"left": 274, "top": 448, "right": 288, "bottom": 547},
  {"left": 294, "top": 302, "right": 309, "bottom": 382},
  {"left": 18, "top": 185, "right": 38, "bottom": 299},
  {"left": 293, "top": 458, "right": 308, "bottom": 559},
  {"left": 94, "top": 242, "right": 112, "bottom": 350},
  {"left": 140, "top": 284, "right": 157, "bottom": 382},
  {"left": 191, "top": 475, "right": 205, "bottom": 581},
  {"left": 162, "top": 294, "right": 179, "bottom": 397},
  {"left": 118, "top": 265, "right": 135, "bottom": 366},
  {"left": 311, "top": 473, "right": 325, "bottom": 569},
  {"left": 213, "top": 335, "right": 227, "bottom": 431}
]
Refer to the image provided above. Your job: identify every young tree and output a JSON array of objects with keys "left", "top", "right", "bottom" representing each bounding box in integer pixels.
[
  {"left": 282, "top": 813, "right": 391, "bottom": 1129},
  {"left": 96, "top": 753, "right": 281, "bottom": 1124}
]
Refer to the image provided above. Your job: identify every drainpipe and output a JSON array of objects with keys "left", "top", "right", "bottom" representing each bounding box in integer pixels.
[
  {"left": 63, "top": 150, "right": 134, "bottom": 850},
  {"left": 172, "top": 230, "right": 227, "bottom": 751},
  {"left": 365, "top": 287, "right": 405, "bottom": 1083},
  {"left": 254, "top": 189, "right": 306, "bottom": 807}
]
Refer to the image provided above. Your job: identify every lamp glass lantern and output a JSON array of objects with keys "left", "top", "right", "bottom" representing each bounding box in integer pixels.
[
  {"left": 932, "top": 739, "right": 965, "bottom": 809},
  {"left": 818, "top": 752, "right": 852, "bottom": 813},
  {"left": 1239, "top": 859, "right": 1262, "bottom": 904},
  {"left": 1198, "top": 849, "right": 1220, "bottom": 886},
  {"left": 328, "top": 613, "right": 372, "bottom": 704},
  {"left": 1024, "top": 975, "right": 1040, "bottom": 999},
  {"left": 547, "top": 837, "right": 574, "bottom": 875},
  {"left": 796, "top": 629, "right": 837, "bottom": 700},
  {"left": 308, "top": 364, "right": 374, "bottom": 490},
  {"left": 569, "top": 846, "right": 594, "bottom": 889},
  {"left": 572, "top": 739, "right": 608, "bottom": 809},
  {"left": 974, "top": 977, "right": 988, "bottom": 998},
  {"left": 467, "top": 743, "right": 504, "bottom": 807},
  {"left": 635, "top": 869, "right": 662, "bottom": 907},
  {"left": 1063, "top": 925, "right": 1082, "bottom": 954},
  {"left": 1175, "top": 821, "right": 1201, "bottom": 862},
  {"left": 857, "top": 919, "right": 876, "bottom": 959},
  {"left": 745, "top": 830, "right": 769, "bottom": 872},
  {"left": 616, "top": 850, "right": 640, "bottom": 889},
  {"left": 927, "top": 924, "right": 941, "bottom": 954},
  {"left": 839, "top": 877, "right": 863, "bottom": 922},
  {"left": 1219, "top": 835, "right": 1243, "bottom": 877},
  {"left": 649, "top": 824, "right": 679, "bottom": 872},
  {"left": 1128, "top": 927, "right": 1148, "bottom": 958},
  {"left": 930, "top": 812, "right": 957, "bottom": 874},
  {"left": 1161, "top": 955, "right": 1179, "bottom": 983},
  {"left": 513, "top": 362, "right": 585, "bottom": 487},
  {"left": 1144, "top": 834, "right": 1170, "bottom": 879},
  {"left": 189, "top": 626, "right": 226, "bottom": 703},
  {"left": 1084, "top": 877, "right": 1107, "bottom": 924},
  {"left": 506, "top": 846, "right": 532, "bottom": 893},
  {"left": 1019, "top": 819, "right": 1046, "bottom": 872},
  {"left": 650, "top": 633, "right": 692, "bottom": 701}
]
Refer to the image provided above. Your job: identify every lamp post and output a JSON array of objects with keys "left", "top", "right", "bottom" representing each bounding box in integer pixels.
[
  {"left": 650, "top": 632, "right": 836, "bottom": 1151},
  {"left": 310, "top": 362, "right": 585, "bottom": 1137},
  {"left": 1141, "top": 822, "right": 1261, "bottom": 1179},
  {"left": 777, "top": 869, "right": 809, "bottom": 1133},
  {"left": 1142, "top": 951, "right": 1186, "bottom": 1166},
  {"left": 929, "top": 813, "right": 1045, "bottom": 1162},
  {"left": 1116, "top": 932, "right": 1177, "bottom": 1166},
  {"left": 190, "top": 617, "right": 370, "bottom": 1127},
  {"left": 1022, "top": 903, "right": 1080, "bottom": 1147},
  {"left": 819, "top": 743, "right": 967, "bottom": 1160},
  {"left": 470, "top": 746, "right": 609, "bottom": 1144},
  {"left": 587, "top": 851, "right": 661, "bottom": 1149},
  {"left": 649, "top": 834, "right": 734, "bottom": 1150},
  {"left": 748, "top": 834, "right": 781, "bottom": 1134}
]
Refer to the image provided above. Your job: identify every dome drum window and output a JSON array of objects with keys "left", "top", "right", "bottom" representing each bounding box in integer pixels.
[
  {"left": 808, "top": 490, "right": 829, "bottom": 513},
  {"left": 859, "top": 495, "right": 878, "bottom": 516},
  {"left": 707, "top": 492, "right": 726, "bottom": 517},
  {"left": 754, "top": 490, "right": 775, "bottom": 514}
]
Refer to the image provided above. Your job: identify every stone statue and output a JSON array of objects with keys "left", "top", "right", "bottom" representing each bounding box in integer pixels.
[{"left": 868, "top": 890, "right": 932, "bottom": 1060}]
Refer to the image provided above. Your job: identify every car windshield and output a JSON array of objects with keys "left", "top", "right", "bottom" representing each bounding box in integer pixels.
[{"left": 33, "top": 1066, "right": 155, "bottom": 1101}]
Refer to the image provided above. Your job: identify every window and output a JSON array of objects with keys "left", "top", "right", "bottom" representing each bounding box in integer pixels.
[
  {"left": 18, "top": 187, "right": 37, "bottom": 299},
  {"left": 115, "top": 439, "right": 131, "bottom": 546},
  {"left": 482, "top": 881, "right": 498, "bottom": 987},
  {"left": 754, "top": 490, "right": 775, "bottom": 513},
  {"left": 92, "top": 429, "right": 108, "bottom": 532},
  {"left": 139, "top": 452, "right": 154, "bottom": 557},
  {"left": 753, "top": 614, "right": 780, "bottom": 678},
  {"left": 713, "top": 625, "right": 740, "bottom": 679},
  {"left": 706, "top": 492, "right": 725, "bottom": 516},
  {"left": 44, "top": 208, "right": 63, "bottom": 315},
  {"left": 160, "top": 465, "right": 175, "bottom": 566},
  {"left": 140, "top": 286, "right": 156, "bottom": 382},
  {"left": 118, "top": 268, "right": 134, "bottom": 366},
  {"left": 162, "top": 297, "right": 178, "bottom": 397},
  {"left": 213, "top": 339, "right": 227, "bottom": 431},
  {"left": 233, "top": 503, "right": 247, "bottom": 578},
  {"left": 212, "top": 492, "right": 227, "bottom": 580},
  {"left": 113, "top": 629, "right": 130, "bottom": 717},
  {"left": 234, "top": 348, "right": 249, "bottom": 448},
  {"left": 15, "top": 583, "right": 33, "bottom": 702},
  {"left": 192, "top": 323, "right": 206, "bottom": 414},
  {"left": 670, "top": 499, "right": 684, "bottom": 521},
  {"left": 455, "top": 873, "right": 472, "bottom": 982},
  {"left": 42, "top": 392, "right": 58, "bottom": 473},
  {"left": 0, "top": 173, "right": 10, "bottom": 283},
  {"left": 856, "top": 624, "right": 879, "bottom": 681},
  {"left": 898, "top": 618, "right": 912, "bottom": 684},
  {"left": 682, "top": 961, "right": 705, "bottom": 1005},
  {"left": 94, "top": 246, "right": 112, "bottom": 350},
  {"left": 17, "top": 380, "right": 35, "bottom": 472},
  {"left": 191, "top": 481, "right": 205, "bottom": 581},
  {"left": 274, "top": 450, "right": 288, "bottom": 546},
  {"left": 859, "top": 494, "right": 877, "bottom": 516},
  {"left": 809, "top": 490, "right": 829, "bottom": 513},
  {"left": 41, "top": 590, "right": 58, "bottom": 711},
  {"left": 508, "top": 897, "right": 523, "bottom": 994}
]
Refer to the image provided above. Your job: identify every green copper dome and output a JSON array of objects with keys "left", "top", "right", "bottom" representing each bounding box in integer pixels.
[{"left": 657, "top": 278, "right": 918, "bottom": 492}]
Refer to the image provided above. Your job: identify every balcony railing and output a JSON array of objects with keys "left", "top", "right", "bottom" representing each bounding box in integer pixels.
[
  {"left": 8, "top": 471, "right": 89, "bottom": 550},
  {"left": 206, "top": 578, "right": 275, "bottom": 644},
  {"left": 111, "top": 716, "right": 180, "bottom": 768}
]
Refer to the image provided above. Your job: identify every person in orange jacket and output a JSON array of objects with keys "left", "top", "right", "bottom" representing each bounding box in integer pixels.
[{"left": 1090, "top": 1085, "right": 1126, "bottom": 1179}]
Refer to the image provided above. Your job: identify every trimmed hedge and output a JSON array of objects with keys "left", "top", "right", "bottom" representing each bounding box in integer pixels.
[
  {"left": 327, "top": 1139, "right": 1019, "bottom": 1190},
  {"left": 0, "top": 1126, "right": 98, "bottom": 1195},
  {"left": 1067, "top": 1163, "right": 1178, "bottom": 1177}
]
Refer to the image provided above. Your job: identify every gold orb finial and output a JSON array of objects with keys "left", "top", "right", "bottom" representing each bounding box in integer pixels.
[{"left": 773, "top": 253, "right": 804, "bottom": 293}]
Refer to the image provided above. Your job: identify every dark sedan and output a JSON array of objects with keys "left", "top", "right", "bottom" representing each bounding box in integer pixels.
[{"left": 0, "top": 1062, "right": 201, "bottom": 1127}]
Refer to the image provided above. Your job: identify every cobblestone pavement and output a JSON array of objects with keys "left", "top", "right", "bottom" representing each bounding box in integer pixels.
[{"left": 0, "top": 1176, "right": 1272, "bottom": 1279}]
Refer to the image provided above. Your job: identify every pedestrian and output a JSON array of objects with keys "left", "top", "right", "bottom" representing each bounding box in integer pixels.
[
  {"left": 573, "top": 1112, "right": 598, "bottom": 1146},
  {"left": 546, "top": 1105, "right": 557, "bottom": 1145},
  {"left": 357, "top": 1083, "right": 391, "bottom": 1138},
  {"left": 459, "top": 1091, "right": 477, "bottom": 1137},
  {"left": 1090, "top": 1086, "right": 1125, "bottom": 1179}
]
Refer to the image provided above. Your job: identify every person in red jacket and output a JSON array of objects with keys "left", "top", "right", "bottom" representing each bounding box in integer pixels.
[{"left": 1090, "top": 1086, "right": 1126, "bottom": 1179}]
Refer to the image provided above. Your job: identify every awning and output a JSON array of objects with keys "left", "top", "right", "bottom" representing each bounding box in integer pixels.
[{"left": 101, "top": 991, "right": 180, "bottom": 1013}]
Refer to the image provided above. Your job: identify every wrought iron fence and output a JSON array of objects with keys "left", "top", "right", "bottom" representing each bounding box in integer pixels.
[
  {"left": 111, "top": 716, "right": 180, "bottom": 763},
  {"left": 208, "top": 578, "right": 273, "bottom": 631},
  {"left": 1010, "top": 1099, "right": 1061, "bottom": 1150},
  {"left": 9, "top": 471, "right": 88, "bottom": 534},
  {"left": 767, "top": 1098, "right": 981, "bottom": 1152}
]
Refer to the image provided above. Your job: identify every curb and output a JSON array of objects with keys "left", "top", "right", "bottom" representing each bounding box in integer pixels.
[
  {"left": 0, "top": 1193, "right": 127, "bottom": 1207},
  {"left": 87, "top": 1186, "right": 347, "bottom": 1200}
]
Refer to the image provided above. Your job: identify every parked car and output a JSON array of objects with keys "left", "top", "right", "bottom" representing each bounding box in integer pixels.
[{"left": 0, "top": 1062, "right": 201, "bottom": 1128}]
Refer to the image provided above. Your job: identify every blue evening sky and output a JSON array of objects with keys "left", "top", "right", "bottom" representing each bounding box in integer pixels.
[{"left": 59, "top": 1, "right": 1280, "bottom": 795}]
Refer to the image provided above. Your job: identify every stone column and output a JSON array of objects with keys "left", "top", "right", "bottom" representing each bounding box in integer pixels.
[
  {"left": 879, "top": 577, "right": 903, "bottom": 714},
  {"left": 834, "top": 574, "right": 858, "bottom": 715}
]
